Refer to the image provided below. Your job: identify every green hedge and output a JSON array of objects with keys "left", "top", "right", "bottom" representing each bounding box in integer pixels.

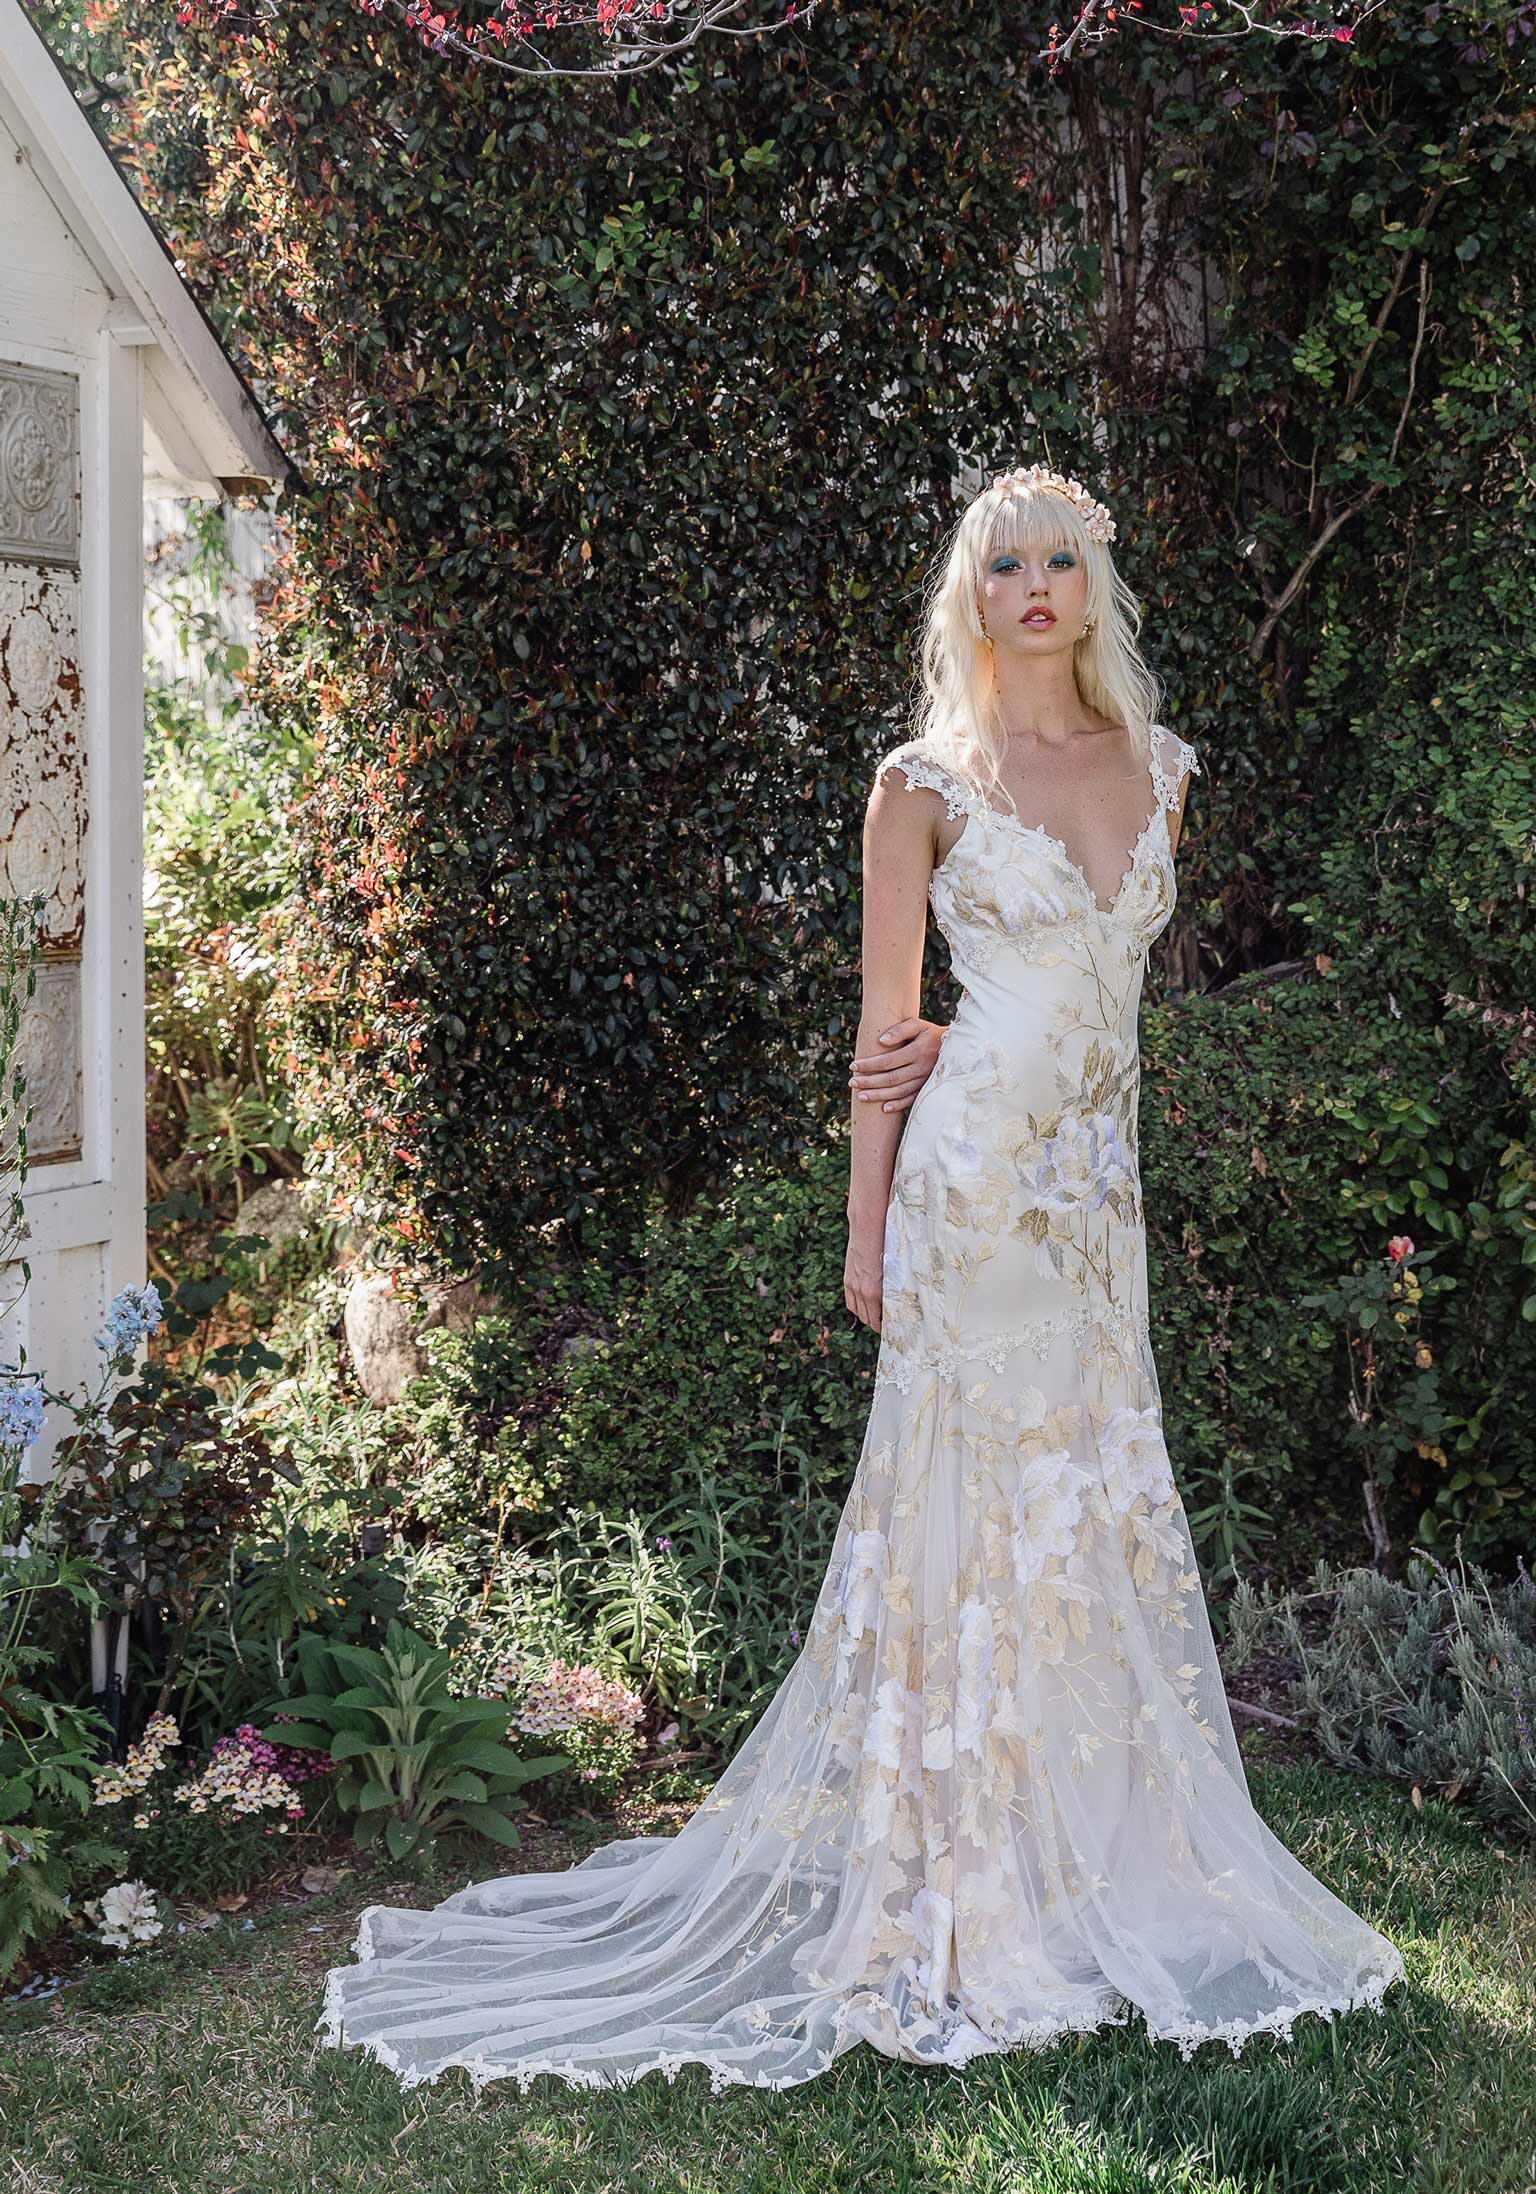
[{"left": 64, "top": 0, "right": 1536, "bottom": 1566}]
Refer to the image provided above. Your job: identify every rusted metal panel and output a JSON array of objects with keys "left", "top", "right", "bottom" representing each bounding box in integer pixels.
[
  {"left": 0, "top": 359, "right": 82, "bottom": 1166},
  {"left": 0, "top": 562, "right": 85, "bottom": 953}
]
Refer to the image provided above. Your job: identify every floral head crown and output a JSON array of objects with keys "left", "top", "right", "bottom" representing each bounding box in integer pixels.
[{"left": 988, "top": 463, "right": 1117, "bottom": 546}]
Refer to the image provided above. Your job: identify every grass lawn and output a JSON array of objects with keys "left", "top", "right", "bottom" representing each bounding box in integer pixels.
[{"left": 2, "top": 1759, "right": 1532, "bottom": 2194}]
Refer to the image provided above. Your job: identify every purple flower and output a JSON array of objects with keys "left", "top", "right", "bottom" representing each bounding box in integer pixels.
[
  {"left": 1513, "top": 1675, "right": 1533, "bottom": 1759},
  {"left": 656, "top": 1535, "right": 672, "bottom": 1552}
]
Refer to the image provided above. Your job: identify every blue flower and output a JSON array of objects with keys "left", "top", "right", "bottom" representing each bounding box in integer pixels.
[
  {"left": 0, "top": 1381, "right": 44, "bottom": 1455},
  {"left": 95, "top": 1284, "right": 165, "bottom": 1360}
]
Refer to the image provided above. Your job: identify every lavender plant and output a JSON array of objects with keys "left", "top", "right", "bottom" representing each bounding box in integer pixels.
[{"left": 1224, "top": 1543, "right": 1536, "bottom": 1844}]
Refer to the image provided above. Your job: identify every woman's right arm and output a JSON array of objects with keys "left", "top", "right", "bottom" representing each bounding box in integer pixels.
[{"left": 843, "top": 768, "right": 940, "bottom": 1334}]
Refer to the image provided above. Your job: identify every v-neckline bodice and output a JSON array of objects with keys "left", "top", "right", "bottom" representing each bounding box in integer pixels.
[
  {"left": 975, "top": 794, "right": 1168, "bottom": 921},
  {"left": 876, "top": 728, "right": 1199, "bottom": 934},
  {"left": 971, "top": 737, "right": 1164, "bottom": 919}
]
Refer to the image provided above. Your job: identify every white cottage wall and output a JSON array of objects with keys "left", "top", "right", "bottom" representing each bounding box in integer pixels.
[{"left": 0, "top": 102, "right": 148, "bottom": 1480}]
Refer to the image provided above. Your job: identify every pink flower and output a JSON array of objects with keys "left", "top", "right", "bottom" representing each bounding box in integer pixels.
[
  {"left": 507, "top": 1660, "right": 645, "bottom": 1740},
  {"left": 1387, "top": 1235, "right": 1415, "bottom": 1262}
]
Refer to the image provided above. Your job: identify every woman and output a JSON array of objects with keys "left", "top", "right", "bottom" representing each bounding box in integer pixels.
[{"left": 318, "top": 463, "right": 1404, "bottom": 2097}]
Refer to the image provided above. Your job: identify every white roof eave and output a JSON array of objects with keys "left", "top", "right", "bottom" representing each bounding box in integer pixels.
[{"left": 0, "top": 0, "right": 292, "bottom": 494}]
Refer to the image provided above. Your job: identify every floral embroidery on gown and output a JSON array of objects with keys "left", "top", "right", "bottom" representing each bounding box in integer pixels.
[{"left": 317, "top": 724, "right": 1404, "bottom": 2096}]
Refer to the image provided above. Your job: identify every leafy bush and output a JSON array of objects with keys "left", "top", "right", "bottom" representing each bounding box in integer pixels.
[
  {"left": 1224, "top": 1548, "right": 1536, "bottom": 1844},
  {"left": 261, "top": 1622, "right": 564, "bottom": 1859},
  {"left": 531, "top": 1462, "right": 844, "bottom": 1752},
  {"left": 35, "top": 1224, "right": 289, "bottom": 1733},
  {"left": 402, "top": 1145, "right": 874, "bottom": 1545},
  {"left": 1138, "top": 980, "right": 1535, "bottom": 1569},
  {"left": 0, "top": 1822, "right": 124, "bottom": 1987},
  {"left": 490, "top": 1657, "right": 645, "bottom": 1805},
  {"left": 1298, "top": 1236, "right": 1453, "bottom": 1569}
]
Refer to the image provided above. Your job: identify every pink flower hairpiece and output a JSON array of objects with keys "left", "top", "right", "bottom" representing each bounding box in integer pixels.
[{"left": 989, "top": 463, "right": 1117, "bottom": 545}]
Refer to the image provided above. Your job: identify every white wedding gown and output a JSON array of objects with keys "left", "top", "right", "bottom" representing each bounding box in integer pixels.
[{"left": 318, "top": 724, "right": 1404, "bottom": 2096}]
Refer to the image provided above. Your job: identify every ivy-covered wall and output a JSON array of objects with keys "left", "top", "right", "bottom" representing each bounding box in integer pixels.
[{"left": 68, "top": 0, "right": 1536, "bottom": 1567}]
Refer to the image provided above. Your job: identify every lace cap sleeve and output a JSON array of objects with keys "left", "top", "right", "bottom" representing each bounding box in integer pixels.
[
  {"left": 1150, "top": 725, "right": 1200, "bottom": 811},
  {"left": 874, "top": 742, "right": 975, "bottom": 823}
]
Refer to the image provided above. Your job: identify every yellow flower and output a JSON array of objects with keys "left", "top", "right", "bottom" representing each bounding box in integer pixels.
[{"left": 1415, "top": 1344, "right": 1433, "bottom": 1369}]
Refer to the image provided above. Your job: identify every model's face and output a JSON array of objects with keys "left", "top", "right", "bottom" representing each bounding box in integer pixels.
[{"left": 977, "top": 539, "right": 1090, "bottom": 661}]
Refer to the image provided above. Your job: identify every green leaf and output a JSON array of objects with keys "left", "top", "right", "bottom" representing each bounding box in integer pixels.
[
  {"left": 494, "top": 1753, "right": 568, "bottom": 1788},
  {"left": 265, "top": 1694, "right": 347, "bottom": 1718},
  {"left": 384, "top": 1814, "right": 418, "bottom": 1861},
  {"left": 324, "top": 1641, "right": 398, "bottom": 1685},
  {"left": 328, "top": 1685, "right": 396, "bottom": 1713},
  {"left": 0, "top": 1780, "right": 34, "bottom": 1823},
  {"left": 428, "top": 1741, "right": 523, "bottom": 1777},
  {"left": 431, "top": 1771, "right": 488, "bottom": 1803},
  {"left": 258, "top": 1721, "right": 334, "bottom": 1752},
  {"left": 455, "top": 1802, "right": 525, "bottom": 1850},
  {"left": 327, "top": 1728, "right": 384, "bottom": 1762},
  {"left": 439, "top": 1700, "right": 522, "bottom": 1731}
]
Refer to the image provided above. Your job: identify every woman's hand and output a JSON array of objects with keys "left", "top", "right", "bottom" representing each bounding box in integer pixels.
[
  {"left": 849, "top": 1017, "right": 947, "bottom": 1114},
  {"left": 844, "top": 1222, "right": 885, "bottom": 1334}
]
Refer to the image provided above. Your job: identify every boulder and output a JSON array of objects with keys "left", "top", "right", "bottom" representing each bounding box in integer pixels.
[
  {"left": 341, "top": 1268, "right": 505, "bottom": 1406},
  {"left": 236, "top": 1177, "right": 320, "bottom": 1256}
]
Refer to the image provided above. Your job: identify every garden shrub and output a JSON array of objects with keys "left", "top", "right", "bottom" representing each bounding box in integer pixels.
[
  {"left": 402, "top": 1141, "right": 873, "bottom": 1540},
  {"left": 140, "top": 505, "right": 311, "bottom": 1217},
  {"left": 1223, "top": 1548, "right": 1536, "bottom": 1845},
  {"left": 1139, "top": 975, "right": 1534, "bottom": 1569},
  {"left": 385, "top": 1459, "right": 843, "bottom": 1756},
  {"left": 532, "top": 1469, "right": 847, "bottom": 1751},
  {"left": 259, "top": 1621, "right": 565, "bottom": 1859},
  {"left": 82, "top": 1711, "right": 334, "bottom": 1901}
]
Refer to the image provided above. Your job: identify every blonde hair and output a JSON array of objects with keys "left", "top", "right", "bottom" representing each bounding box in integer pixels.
[{"left": 903, "top": 473, "right": 1165, "bottom": 812}]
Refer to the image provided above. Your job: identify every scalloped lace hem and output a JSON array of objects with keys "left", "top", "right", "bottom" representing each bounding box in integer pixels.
[{"left": 314, "top": 1930, "right": 1405, "bottom": 2099}]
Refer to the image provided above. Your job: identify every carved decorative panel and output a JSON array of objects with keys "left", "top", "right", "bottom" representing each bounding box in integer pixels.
[
  {"left": 0, "top": 565, "right": 85, "bottom": 951},
  {"left": 0, "top": 362, "right": 80, "bottom": 567},
  {"left": 11, "top": 955, "right": 82, "bottom": 1163}
]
